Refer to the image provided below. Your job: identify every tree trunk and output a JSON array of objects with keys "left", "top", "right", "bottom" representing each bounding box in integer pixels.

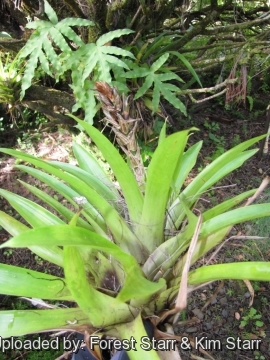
[{"left": 22, "top": 85, "right": 77, "bottom": 126}]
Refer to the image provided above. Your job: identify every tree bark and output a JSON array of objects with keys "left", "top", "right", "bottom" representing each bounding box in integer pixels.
[
  {"left": 62, "top": 0, "right": 86, "bottom": 18},
  {"left": 0, "top": 39, "right": 26, "bottom": 53},
  {"left": 22, "top": 85, "right": 77, "bottom": 125}
]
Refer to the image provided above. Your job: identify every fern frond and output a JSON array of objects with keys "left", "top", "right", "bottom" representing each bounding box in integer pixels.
[
  {"left": 19, "top": 0, "right": 93, "bottom": 99},
  {"left": 124, "top": 53, "right": 187, "bottom": 115}
]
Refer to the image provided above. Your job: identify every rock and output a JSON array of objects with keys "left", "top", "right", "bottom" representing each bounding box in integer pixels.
[
  {"left": 219, "top": 297, "right": 227, "bottom": 305},
  {"left": 222, "top": 309, "right": 228, "bottom": 318},
  {"left": 186, "top": 327, "right": 198, "bottom": 333},
  {"left": 192, "top": 308, "right": 204, "bottom": 320},
  {"left": 204, "top": 322, "right": 213, "bottom": 330}
]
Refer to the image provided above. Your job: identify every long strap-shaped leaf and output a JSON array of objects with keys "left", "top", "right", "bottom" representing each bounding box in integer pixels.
[
  {"left": 48, "top": 161, "right": 121, "bottom": 209},
  {"left": 0, "top": 308, "right": 90, "bottom": 338},
  {"left": 172, "top": 141, "right": 202, "bottom": 195},
  {"left": 18, "top": 180, "right": 93, "bottom": 230},
  {"left": 188, "top": 262, "right": 270, "bottom": 284},
  {"left": 175, "top": 203, "right": 270, "bottom": 276},
  {"left": 143, "top": 195, "right": 198, "bottom": 280},
  {"left": 174, "top": 228, "right": 229, "bottom": 278},
  {"left": 0, "top": 149, "right": 145, "bottom": 261},
  {"left": 0, "top": 225, "right": 166, "bottom": 305},
  {"left": 0, "top": 189, "right": 65, "bottom": 267},
  {"left": 135, "top": 129, "right": 195, "bottom": 251},
  {"left": 116, "top": 315, "right": 161, "bottom": 360},
  {"left": 200, "top": 203, "right": 270, "bottom": 237},
  {"left": 166, "top": 141, "right": 202, "bottom": 229},
  {"left": 169, "top": 134, "right": 266, "bottom": 228},
  {"left": 165, "top": 190, "right": 257, "bottom": 277},
  {"left": 71, "top": 117, "right": 144, "bottom": 225},
  {"left": 72, "top": 141, "right": 118, "bottom": 195},
  {"left": 0, "top": 211, "right": 63, "bottom": 266},
  {"left": 169, "top": 262, "right": 270, "bottom": 308},
  {"left": 0, "top": 263, "right": 71, "bottom": 300},
  {"left": 0, "top": 189, "right": 65, "bottom": 227},
  {"left": 184, "top": 134, "right": 266, "bottom": 197},
  {"left": 202, "top": 189, "right": 256, "bottom": 221},
  {"left": 16, "top": 165, "right": 105, "bottom": 235}
]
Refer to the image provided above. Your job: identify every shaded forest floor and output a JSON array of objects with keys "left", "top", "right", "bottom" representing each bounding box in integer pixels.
[{"left": 0, "top": 102, "right": 270, "bottom": 360}]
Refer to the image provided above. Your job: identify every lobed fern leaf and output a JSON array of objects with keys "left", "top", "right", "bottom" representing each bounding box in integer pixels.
[
  {"left": 44, "top": 0, "right": 58, "bottom": 25},
  {"left": 96, "top": 29, "right": 134, "bottom": 47},
  {"left": 20, "top": 47, "right": 42, "bottom": 98},
  {"left": 124, "top": 53, "right": 186, "bottom": 115},
  {"left": 19, "top": 0, "right": 93, "bottom": 99},
  {"left": 63, "top": 29, "right": 135, "bottom": 124}
]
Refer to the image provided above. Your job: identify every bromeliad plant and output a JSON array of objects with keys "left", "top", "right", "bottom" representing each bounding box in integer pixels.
[
  {"left": 0, "top": 53, "right": 23, "bottom": 109},
  {"left": 0, "top": 116, "right": 270, "bottom": 359}
]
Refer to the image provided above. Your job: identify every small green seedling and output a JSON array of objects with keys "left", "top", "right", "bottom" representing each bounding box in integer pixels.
[{"left": 240, "top": 307, "right": 264, "bottom": 329}]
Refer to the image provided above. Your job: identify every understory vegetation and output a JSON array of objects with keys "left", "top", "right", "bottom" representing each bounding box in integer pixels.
[{"left": 0, "top": 1, "right": 270, "bottom": 359}]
